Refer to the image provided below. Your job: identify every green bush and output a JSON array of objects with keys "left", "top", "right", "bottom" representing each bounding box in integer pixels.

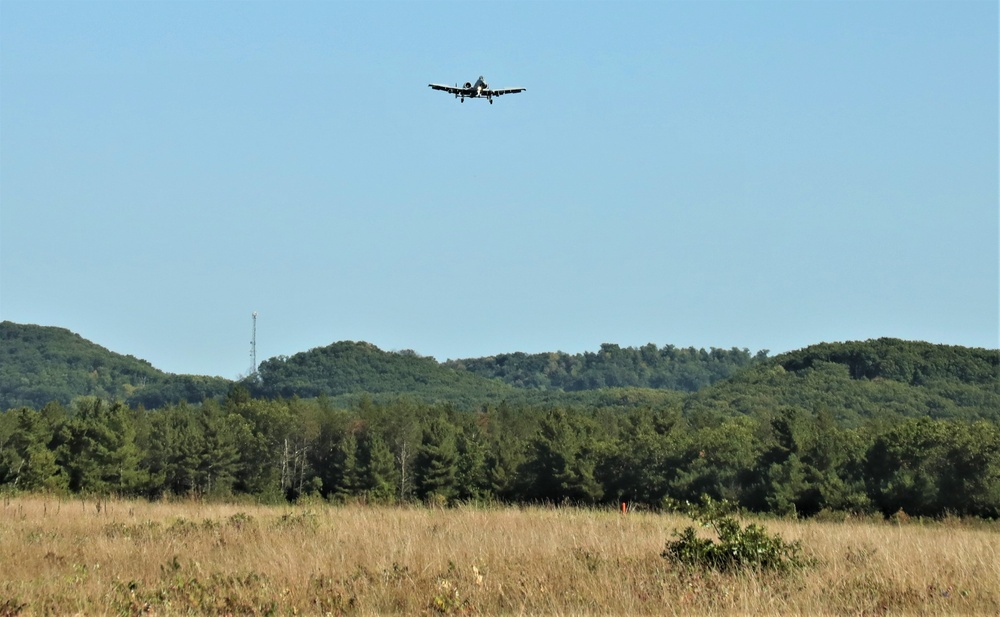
[{"left": 662, "top": 496, "right": 811, "bottom": 573}]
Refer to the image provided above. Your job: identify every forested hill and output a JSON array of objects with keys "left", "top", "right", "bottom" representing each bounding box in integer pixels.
[
  {"left": 0, "top": 321, "right": 230, "bottom": 410},
  {"left": 775, "top": 339, "right": 999, "bottom": 386},
  {"left": 249, "top": 342, "right": 765, "bottom": 405},
  {"left": 3, "top": 322, "right": 997, "bottom": 420},
  {"left": 249, "top": 341, "right": 516, "bottom": 404},
  {"left": 444, "top": 344, "right": 763, "bottom": 392},
  {"left": 683, "top": 338, "right": 1000, "bottom": 424}
]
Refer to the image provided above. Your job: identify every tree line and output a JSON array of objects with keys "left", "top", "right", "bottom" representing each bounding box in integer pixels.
[
  {"left": 2, "top": 390, "right": 998, "bottom": 518},
  {"left": 443, "top": 344, "right": 763, "bottom": 392}
]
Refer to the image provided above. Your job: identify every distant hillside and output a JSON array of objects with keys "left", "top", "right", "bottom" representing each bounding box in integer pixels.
[
  {"left": 249, "top": 341, "right": 517, "bottom": 406},
  {"left": 775, "top": 338, "right": 999, "bottom": 386},
  {"left": 0, "top": 322, "right": 231, "bottom": 410},
  {"left": 445, "top": 344, "right": 762, "bottom": 392},
  {"left": 684, "top": 338, "right": 1000, "bottom": 424},
  {"left": 4, "top": 323, "right": 997, "bottom": 422},
  {"left": 248, "top": 341, "right": 763, "bottom": 407}
]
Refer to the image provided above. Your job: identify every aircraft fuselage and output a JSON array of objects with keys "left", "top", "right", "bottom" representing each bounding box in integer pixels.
[{"left": 428, "top": 75, "right": 525, "bottom": 105}]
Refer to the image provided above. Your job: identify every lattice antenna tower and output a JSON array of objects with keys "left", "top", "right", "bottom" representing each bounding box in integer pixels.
[{"left": 250, "top": 311, "right": 258, "bottom": 377}]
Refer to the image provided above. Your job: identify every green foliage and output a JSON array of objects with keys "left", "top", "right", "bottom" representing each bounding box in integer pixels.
[
  {"left": 520, "top": 408, "right": 604, "bottom": 504},
  {"left": 597, "top": 406, "right": 685, "bottom": 505},
  {"left": 0, "top": 322, "right": 229, "bottom": 410},
  {"left": 273, "top": 509, "right": 319, "bottom": 531},
  {"left": 126, "top": 375, "right": 233, "bottom": 410},
  {"left": 3, "top": 327, "right": 999, "bottom": 519},
  {"left": 57, "top": 398, "right": 145, "bottom": 494},
  {"left": 0, "top": 404, "right": 67, "bottom": 492},
  {"left": 251, "top": 341, "right": 517, "bottom": 404},
  {"left": 454, "top": 414, "right": 490, "bottom": 502},
  {"left": 355, "top": 430, "right": 396, "bottom": 502},
  {"left": 865, "top": 418, "right": 1000, "bottom": 518},
  {"left": 228, "top": 512, "right": 256, "bottom": 530},
  {"left": 0, "top": 391, "right": 996, "bottom": 518},
  {"left": 414, "top": 415, "right": 460, "bottom": 503},
  {"left": 778, "top": 339, "right": 999, "bottom": 386},
  {"left": 7, "top": 324, "right": 996, "bottom": 428},
  {"left": 114, "top": 562, "right": 279, "bottom": 616},
  {"left": 328, "top": 430, "right": 360, "bottom": 501},
  {"left": 663, "top": 497, "right": 811, "bottom": 573},
  {"left": 686, "top": 341, "right": 999, "bottom": 425},
  {"left": 445, "top": 343, "right": 758, "bottom": 392},
  {"left": 143, "top": 401, "right": 241, "bottom": 497}
]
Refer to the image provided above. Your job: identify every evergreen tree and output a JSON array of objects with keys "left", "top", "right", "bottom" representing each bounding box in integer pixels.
[
  {"left": 597, "top": 406, "right": 684, "bottom": 506},
  {"left": 144, "top": 405, "right": 202, "bottom": 496},
  {"left": 328, "top": 430, "right": 359, "bottom": 501},
  {"left": 197, "top": 401, "right": 242, "bottom": 496},
  {"left": 414, "top": 415, "right": 459, "bottom": 503},
  {"left": 356, "top": 429, "right": 396, "bottom": 502},
  {"left": 455, "top": 414, "right": 490, "bottom": 501},
  {"left": 521, "top": 408, "right": 603, "bottom": 504},
  {"left": 799, "top": 407, "right": 870, "bottom": 512},
  {"left": 669, "top": 414, "right": 758, "bottom": 505},
  {"left": 58, "top": 398, "right": 145, "bottom": 494},
  {"left": 0, "top": 406, "right": 66, "bottom": 491},
  {"left": 227, "top": 399, "right": 286, "bottom": 499}
]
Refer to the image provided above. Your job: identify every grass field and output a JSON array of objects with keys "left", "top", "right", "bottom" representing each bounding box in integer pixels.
[{"left": 1, "top": 496, "right": 998, "bottom": 616}]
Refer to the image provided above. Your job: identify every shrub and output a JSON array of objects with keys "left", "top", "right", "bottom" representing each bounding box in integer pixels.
[
  {"left": 662, "top": 496, "right": 812, "bottom": 573},
  {"left": 273, "top": 509, "right": 319, "bottom": 531},
  {"left": 228, "top": 512, "right": 255, "bottom": 530}
]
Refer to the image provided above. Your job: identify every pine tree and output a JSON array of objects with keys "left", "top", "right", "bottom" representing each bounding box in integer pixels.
[
  {"left": 58, "top": 399, "right": 145, "bottom": 494},
  {"left": 455, "top": 419, "right": 489, "bottom": 501},
  {"left": 414, "top": 415, "right": 459, "bottom": 503},
  {"left": 0, "top": 407, "right": 65, "bottom": 491},
  {"left": 328, "top": 431, "right": 359, "bottom": 501},
  {"left": 357, "top": 430, "right": 397, "bottom": 502},
  {"left": 523, "top": 408, "right": 603, "bottom": 504}
]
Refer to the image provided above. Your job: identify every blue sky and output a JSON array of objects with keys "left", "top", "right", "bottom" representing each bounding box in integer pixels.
[{"left": 2, "top": 0, "right": 997, "bottom": 378}]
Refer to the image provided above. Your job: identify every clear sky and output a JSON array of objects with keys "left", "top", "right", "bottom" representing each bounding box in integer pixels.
[{"left": 2, "top": 1, "right": 997, "bottom": 378}]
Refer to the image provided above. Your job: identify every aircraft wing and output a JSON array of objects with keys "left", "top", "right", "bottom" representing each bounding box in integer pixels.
[
  {"left": 487, "top": 87, "right": 526, "bottom": 97},
  {"left": 428, "top": 83, "right": 466, "bottom": 94}
]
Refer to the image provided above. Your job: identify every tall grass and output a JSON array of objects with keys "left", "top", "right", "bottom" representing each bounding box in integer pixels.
[{"left": 1, "top": 496, "right": 997, "bottom": 615}]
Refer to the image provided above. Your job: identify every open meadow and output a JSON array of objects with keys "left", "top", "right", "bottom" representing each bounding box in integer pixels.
[{"left": 1, "top": 496, "right": 998, "bottom": 616}]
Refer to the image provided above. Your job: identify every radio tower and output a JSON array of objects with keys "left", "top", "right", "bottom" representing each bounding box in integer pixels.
[{"left": 250, "top": 311, "right": 258, "bottom": 377}]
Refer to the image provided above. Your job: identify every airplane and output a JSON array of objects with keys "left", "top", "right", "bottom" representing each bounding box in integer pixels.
[{"left": 428, "top": 76, "right": 525, "bottom": 104}]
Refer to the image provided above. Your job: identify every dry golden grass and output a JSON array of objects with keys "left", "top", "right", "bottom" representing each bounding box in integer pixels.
[{"left": 1, "top": 496, "right": 998, "bottom": 616}]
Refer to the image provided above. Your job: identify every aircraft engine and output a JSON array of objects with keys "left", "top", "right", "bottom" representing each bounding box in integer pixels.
[{"left": 463, "top": 82, "right": 472, "bottom": 89}]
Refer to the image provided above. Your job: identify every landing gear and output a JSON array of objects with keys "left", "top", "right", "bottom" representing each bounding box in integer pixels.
[
  {"left": 489, "top": 99, "right": 493, "bottom": 104},
  {"left": 460, "top": 97, "right": 464, "bottom": 103}
]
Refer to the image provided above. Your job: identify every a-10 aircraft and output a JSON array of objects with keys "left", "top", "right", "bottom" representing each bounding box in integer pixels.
[{"left": 428, "top": 76, "right": 525, "bottom": 104}]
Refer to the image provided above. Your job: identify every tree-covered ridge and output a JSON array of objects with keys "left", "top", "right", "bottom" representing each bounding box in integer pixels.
[
  {"left": 444, "top": 344, "right": 763, "bottom": 392},
  {"left": 683, "top": 339, "right": 1000, "bottom": 426},
  {"left": 0, "top": 322, "right": 231, "bottom": 410},
  {"left": 4, "top": 322, "right": 997, "bottom": 423},
  {"left": 249, "top": 341, "right": 517, "bottom": 402},
  {"left": 775, "top": 338, "right": 999, "bottom": 386}
]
